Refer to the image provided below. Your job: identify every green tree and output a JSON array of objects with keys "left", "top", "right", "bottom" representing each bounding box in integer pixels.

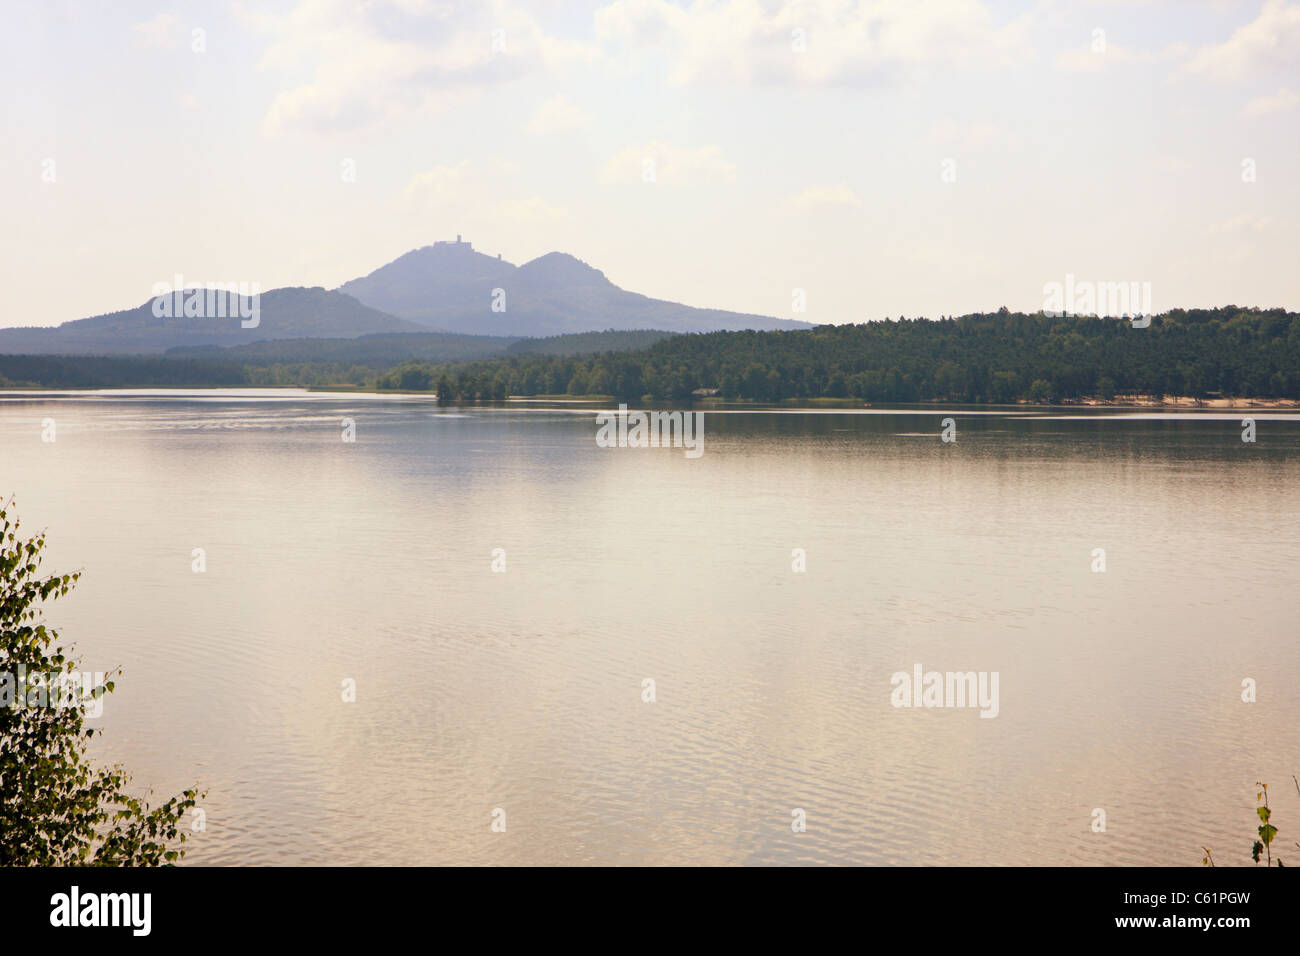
[
  {"left": 0, "top": 499, "right": 201, "bottom": 865},
  {"left": 1028, "top": 378, "right": 1053, "bottom": 403},
  {"left": 566, "top": 369, "right": 590, "bottom": 396},
  {"left": 741, "top": 362, "right": 768, "bottom": 399},
  {"left": 397, "top": 365, "right": 432, "bottom": 391},
  {"left": 934, "top": 360, "right": 964, "bottom": 399},
  {"left": 490, "top": 372, "right": 510, "bottom": 401}
]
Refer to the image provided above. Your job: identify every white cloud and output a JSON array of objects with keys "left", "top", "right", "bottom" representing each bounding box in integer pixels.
[
  {"left": 403, "top": 160, "right": 567, "bottom": 228},
  {"left": 1056, "top": 42, "right": 1140, "bottom": 72},
  {"left": 594, "top": 0, "right": 1032, "bottom": 87},
  {"left": 1202, "top": 214, "right": 1274, "bottom": 238},
  {"left": 1201, "top": 214, "right": 1275, "bottom": 266},
  {"left": 494, "top": 196, "right": 568, "bottom": 225},
  {"left": 1183, "top": 0, "right": 1300, "bottom": 82},
  {"left": 929, "top": 118, "right": 1003, "bottom": 151},
  {"left": 787, "top": 185, "right": 863, "bottom": 211},
  {"left": 1054, "top": 38, "right": 1186, "bottom": 73},
  {"left": 403, "top": 161, "right": 479, "bottom": 207},
  {"left": 250, "top": 0, "right": 600, "bottom": 135},
  {"left": 600, "top": 141, "right": 737, "bottom": 185},
  {"left": 526, "top": 94, "right": 591, "bottom": 133},
  {"left": 1242, "top": 86, "right": 1300, "bottom": 116},
  {"left": 131, "top": 12, "right": 181, "bottom": 48}
]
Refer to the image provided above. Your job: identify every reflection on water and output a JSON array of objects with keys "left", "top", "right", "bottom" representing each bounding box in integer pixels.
[{"left": 2, "top": 391, "right": 1297, "bottom": 865}]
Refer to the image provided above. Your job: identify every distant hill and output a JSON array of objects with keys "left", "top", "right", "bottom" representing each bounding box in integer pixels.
[
  {"left": 0, "top": 287, "right": 426, "bottom": 355},
  {"left": 0, "top": 354, "right": 250, "bottom": 388},
  {"left": 166, "top": 331, "right": 519, "bottom": 367},
  {"left": 0, "top": 328, "right": 683, "bottom": 388},
  {"left": 339, "top": 239, "right": 811, "bottom": 336},
  {"left": 505, "top": 329, "right": 675, "bottom": 356},
  {"left": 162, "top": 328, "right": 674, "bottom": 368}
]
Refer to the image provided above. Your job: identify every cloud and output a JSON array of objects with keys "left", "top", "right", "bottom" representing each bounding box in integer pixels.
[
  {"left": 1054, "top": 36, "right": 1186, "bottom": 73},
  {"left": 131, "top": 12, "right": 181, "bottom": 48},
  {"left": 250, "top": 0, "right": 600, "bottom": 135},
  {"left": 1183, "top": 0, "right": 1300, "bottom": 83},
  {"left": 600, "top": 141, "right": 737, "bottom": 185},
  {"left": 1242, "top": 86, "right": 1300, "bottom": 116},
  {"left": 494, "top": 196, "right": 568, "bottom": 225},
  {"left": 787, "top": 185, "right": 864, "bottom": 211},
  {"left": 1202, "top": 214, "right": 1274, "bottom": 238},
  {"left": 403, "top": 160, "right": 567, "bottom": 228},
  {"left": 526, "top": 94, "right": 591, "bottom": 133},
  {"left": 594, "top": 0, "right": 1032, "bottom": 87},
  {"left": 403, "top": 161, "right": 480, "bottom": 207},
  {"left": 929, "top": 118, "right": 1004, "bottom": 151},
  {"left": 1202, "top": 213, "right": 1275, "bottom": 266},
  {"left": 1055, "top": 42, "right": 1141, "bottom": 73}
]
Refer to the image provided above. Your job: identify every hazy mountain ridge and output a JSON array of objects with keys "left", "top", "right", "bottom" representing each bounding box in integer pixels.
[
  {"left": 338, "top": 241, "right": 811, "bottom": 337},
  {"left": 0, "top": 241, "right": 807, "bottom": 355},
  {"left": 0, "top": 287, "right": 425, "bottom": 355}
]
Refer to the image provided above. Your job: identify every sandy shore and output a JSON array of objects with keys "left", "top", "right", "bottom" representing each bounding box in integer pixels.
[{"left": 1075, "top": 395, "right": 1300, "bottom": 409}]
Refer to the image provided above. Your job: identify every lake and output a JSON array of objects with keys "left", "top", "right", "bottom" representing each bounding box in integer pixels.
[{"left": 2, "top": 390, "right": 1297, "bottom": 865}]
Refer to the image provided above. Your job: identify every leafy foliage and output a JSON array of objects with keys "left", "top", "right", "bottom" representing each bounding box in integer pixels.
[
  {"left": 1204, "top": 779, "right": 1292, "bottom": 867},
  {"left": 0, "top": 499, "right": 202, "bottom": 865},
  {"left": 1251, "top": 782, "right": 1282, "bottom": 867}
]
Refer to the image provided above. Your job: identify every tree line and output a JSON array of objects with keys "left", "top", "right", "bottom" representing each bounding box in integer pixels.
[
  {"left": 374, "top": 307, "right": 1300, "bottom": 403},
  {"left": 3, "top": 307, "right": 1296, "bottom": 401}
]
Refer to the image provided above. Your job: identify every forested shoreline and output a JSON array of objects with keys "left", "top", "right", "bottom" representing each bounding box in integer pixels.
[
  {"left": 2, "top": 307, "right": 1296, "bottom": 403},
  {"left": 374, "top": 307, "right": 1300, "bottom": 403}
]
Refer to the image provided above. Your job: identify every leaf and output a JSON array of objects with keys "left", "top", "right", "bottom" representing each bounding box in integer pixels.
[
  {"left": 1258, "top": 806, "right": 1271, "bottom": 822},
  {"left": 1260, "top": 824, "right": 1278, "bottom": 845}
]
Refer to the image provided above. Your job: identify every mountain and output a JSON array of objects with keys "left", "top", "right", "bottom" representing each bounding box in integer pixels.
[
  {"left": 0, "top": 240, "right": 809, "bottom": 357},
  {"left": 338, "top": 239, "right": 812, "bottom": 336},
  {"left": 0, "top": 287, "right": 425, "bottom": 355},
  {"left": 337, "top": 240, "right": 515, "bottom": 325}
]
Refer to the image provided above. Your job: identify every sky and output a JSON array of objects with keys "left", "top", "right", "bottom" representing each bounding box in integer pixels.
[{"left": 2, "top": 0, "right": 1298, "bottom": 328}]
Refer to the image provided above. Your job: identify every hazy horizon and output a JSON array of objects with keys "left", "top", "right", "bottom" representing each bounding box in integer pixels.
[{"left": 3, "top": 0, "right": 1299, "bottom": 330}]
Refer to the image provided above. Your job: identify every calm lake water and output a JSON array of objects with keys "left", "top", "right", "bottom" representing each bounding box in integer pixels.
[{"left": 2, "top": 389, "right": 1297, "bottom": 866}]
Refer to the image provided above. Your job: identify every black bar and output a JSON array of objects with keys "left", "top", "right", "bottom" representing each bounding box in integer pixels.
[{"left": 0, "top": 865, "right": 1283, "bottom": 942}]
